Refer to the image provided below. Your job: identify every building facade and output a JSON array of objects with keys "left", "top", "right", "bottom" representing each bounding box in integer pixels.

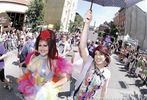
[
  {"left": 0, "top": 0, "right": 79, "bottom": 32},
  {"left": 114, "top": 5, "right": 147, "bottom": 49},
  {"left": 0, "top": 0, "right": 30, "bottom": 31},
  {"left": 125, "top": 5, "right": 147, "bottom": 49},
  {"left": 113, "top": 8, "right": 126, "bottom": 35},
  {"left": 45, "top": 0, "right": 78, "bottom": 32}
]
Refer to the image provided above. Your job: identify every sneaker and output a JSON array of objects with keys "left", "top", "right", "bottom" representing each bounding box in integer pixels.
[
  {"left": 3, "top": 85, "right": 8, "bottom": 89},
  {"left": 7, "top": 85, "right": 12, "bottom": 91},
  {"left": 3, "top": 84, "right": 12, "bottom": 91}
]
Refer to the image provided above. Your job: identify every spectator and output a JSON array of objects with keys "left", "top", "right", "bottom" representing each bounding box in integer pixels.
[
  {"left": 0, "top": 38, "right": 11, "bottom": 90},
  {"left": 57, "top": 34, "right": 71, "bottom": 57},
  {"left": 18, "top": 33, "right": 35, "bottom": 73}
]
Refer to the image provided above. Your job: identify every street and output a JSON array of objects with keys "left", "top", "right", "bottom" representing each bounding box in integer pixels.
[
  {"left": 0, "top": 49, "right": 147, "bottom": 100},
  {"left": 1, "top": 0, "right": 147, "bottom": 100}
]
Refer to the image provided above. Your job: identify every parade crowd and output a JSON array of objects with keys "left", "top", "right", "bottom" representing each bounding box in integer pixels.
[{"left": 0, "top": 10, "right": 147, "bottom": 100}]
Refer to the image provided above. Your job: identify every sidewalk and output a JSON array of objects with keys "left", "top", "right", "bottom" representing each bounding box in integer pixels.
[{"left": 101, "top": 54, "right": 147, "bottom": 100}]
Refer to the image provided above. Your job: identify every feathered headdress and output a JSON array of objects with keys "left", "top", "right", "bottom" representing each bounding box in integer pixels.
[{"left": 39, "top": 30, "right": 51, "bottom": 40}]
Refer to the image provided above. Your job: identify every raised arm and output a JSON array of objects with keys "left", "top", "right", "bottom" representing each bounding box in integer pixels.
[{"left": 79, "top": 10, "right": 92, "bottom": 62}]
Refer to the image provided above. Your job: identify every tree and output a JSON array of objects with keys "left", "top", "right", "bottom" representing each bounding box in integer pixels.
[
  {"left": 54, "top": 21, "right": 62, "bottom": 31},
  {"left": 107, "top": 21, "right": 119, "bottom": 41},
  {"left": 74, "top": 13, "right": 83, "bottom": 28},
  {"left": 68, "top": 20, "right": 76, "bottom": 33},
  {"left": 105, "top": 21, "right": 118, "bottom": 40},
  {"left": 26, "top": 0, "right": 44, "bottom": 28},
  {"left": 68, "top": 13, "right": 83, "bottom": 33}
]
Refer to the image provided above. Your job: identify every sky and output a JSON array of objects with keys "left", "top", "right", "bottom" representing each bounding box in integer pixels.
[{"left": 76, "top": 0, "right": 147, "bottom": 27}]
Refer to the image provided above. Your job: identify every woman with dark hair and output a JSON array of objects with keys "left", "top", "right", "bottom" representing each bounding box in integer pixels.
[
  {"left": 18, "top": 29, "right": 72, "bottom": 100},
  {"left": 73, "top": 10, "right": 111, "bottom": 100}
]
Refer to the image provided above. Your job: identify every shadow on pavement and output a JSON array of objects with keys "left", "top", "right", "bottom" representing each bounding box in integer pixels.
[
  {"left": 119, "top": 69, "right": 126, "bottom": 72},
  {"left": 119, "top": 81, "right": 128, "bottom": 89},
  {"left": 0, "top": 75, "right": 23, "bottom": 100},
  {"left": 58, "top": 77, "right": 76, "bottom": 99},
  {"left": 125, "top": 74, "right": 138, "bottom": 78},
  {"left": 116, "top": 62, "right": 125, "bottom": 66},
  {"left": 122, "top": 91, "right": 146, "bottom": 100},
  {"left": 140, "top": 88, "right": 147, "bottom": 95},
  {"left": 135, "top": 79, "right": 145, "bottom": 87},
  {"left": 118, "top": 66, "right": 128, "bottom": 73},
  {"left": 6, "top": 75, "right": 21, "bottom": 93},
  {"left": 112, "top": 54, "right": 119, "bottom": 61}
]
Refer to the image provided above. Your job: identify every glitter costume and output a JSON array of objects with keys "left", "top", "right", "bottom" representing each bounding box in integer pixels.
[
  {"left": 18, "top": 53, "right": 72, "bottom": 100},
  {"left": 18, "top": 29, "right": 72, "bottom": 100}
]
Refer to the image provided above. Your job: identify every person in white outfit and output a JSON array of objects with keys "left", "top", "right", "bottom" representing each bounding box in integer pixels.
[{"left": 57, "top": 34, "right": 71, "bottom": 57}]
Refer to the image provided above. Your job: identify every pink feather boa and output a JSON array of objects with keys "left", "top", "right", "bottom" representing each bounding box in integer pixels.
[
  {"left": 25, "top": 52, "right": 72, "bottom": 75},
  {"left": 55, "top": 56, "right": 72, "bottom": 75},
  {"left": 18, "top": 54, "right": 72, "bottom": 96},
  {"left": 17, "top": 71, "right": 37, "bottom": 96}
]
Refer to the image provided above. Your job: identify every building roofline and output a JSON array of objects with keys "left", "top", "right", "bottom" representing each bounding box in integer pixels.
[
  {"left": 135, "top": 5, "right": 146, "bottom": 14},
  {"left": 0, "top": 0, "right": 29, "bottom": 6}
]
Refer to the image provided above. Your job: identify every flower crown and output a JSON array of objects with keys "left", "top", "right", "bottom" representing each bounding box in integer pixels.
[{"left": 39, "top": 30, "right": 51, "bottom": 40}]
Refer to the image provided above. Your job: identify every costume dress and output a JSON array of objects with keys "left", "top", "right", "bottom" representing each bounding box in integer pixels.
[
  {"left": 18, "top": 52, "right": 72, "bottom": 100},
  {"left": 74, "top": 56, "right": 111, "bottom": 100}
]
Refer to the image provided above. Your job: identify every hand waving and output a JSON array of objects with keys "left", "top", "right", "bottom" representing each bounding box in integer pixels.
[{"left": 85, "top": 10, "right": 92, "bottom": 24}]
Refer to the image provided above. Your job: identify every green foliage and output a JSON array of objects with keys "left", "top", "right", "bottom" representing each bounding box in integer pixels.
[
  {"left": 54, "top": 21, "right": 62, "bottom": 31},
  {"left": 68, "top": 13, "right": 83, "bottom": 33},
  {"left": 98, "top": 31, "right": 104, "bottom": 36},
  {"left": 26, "top": 0, "right": 44, "bottom": 28},
  {"left": 68, "top": 20, "right": 75, "bottom": 33},
  {"left": 74, "top": 13, "right": 83, "bottom": 27},
  {"left": 107, "top": 21, "right": 119, "bottom": 41}
]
